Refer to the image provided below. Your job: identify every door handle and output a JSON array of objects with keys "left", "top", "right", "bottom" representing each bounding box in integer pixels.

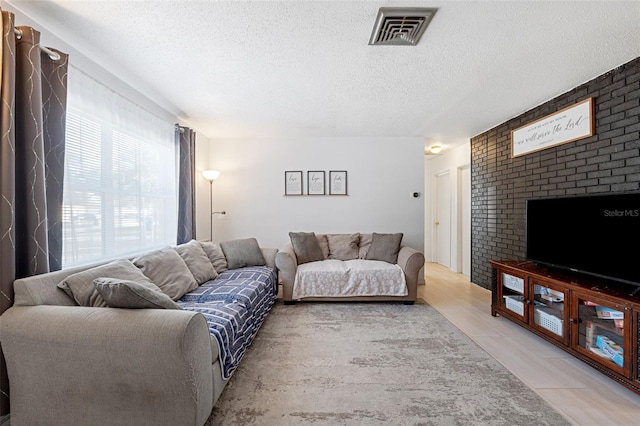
[{"left": 435, "top": 221, "right": 440, "bottom": 225}]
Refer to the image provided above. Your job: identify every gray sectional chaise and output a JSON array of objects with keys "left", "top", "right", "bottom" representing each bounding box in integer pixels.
[
  {"left": 0, "top": 239, "right": 278, "bottom": 426},
  {"left": 1, "top": 233, "right": 426, "bottom": 425}
]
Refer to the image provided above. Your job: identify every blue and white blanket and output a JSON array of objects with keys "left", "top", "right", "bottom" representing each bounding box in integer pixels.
[{"left": 178, "top": 266, "right": 277, "bottom": 379}]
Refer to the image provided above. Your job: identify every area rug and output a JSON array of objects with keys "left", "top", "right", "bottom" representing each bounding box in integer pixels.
[{"left": 206, "top": 300, "right": 569, "bottom": 425}]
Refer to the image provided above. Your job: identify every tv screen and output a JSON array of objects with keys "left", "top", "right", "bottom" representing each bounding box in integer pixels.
[{"left": 526, "top": 193, "right": 640, "bottom": 286}]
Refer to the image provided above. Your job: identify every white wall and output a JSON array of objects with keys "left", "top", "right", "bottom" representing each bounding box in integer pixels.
[
  {"left": 206, "top": 137, "right": 425, "bottom": 256},
  {"left": 424, "top": 142, "right": 471, "bottom": 272}
]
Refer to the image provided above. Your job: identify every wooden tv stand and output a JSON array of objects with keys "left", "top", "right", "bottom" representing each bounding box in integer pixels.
[{"left": 490, "top": 260, "right": 640, "bottom": 395}]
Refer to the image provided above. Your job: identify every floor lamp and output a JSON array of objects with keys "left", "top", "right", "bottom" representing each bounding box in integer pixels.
[{"left": 202, "top": 170, "right": 220, "bottom": 241}]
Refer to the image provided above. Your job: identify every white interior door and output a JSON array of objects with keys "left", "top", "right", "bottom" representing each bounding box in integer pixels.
[
  {"left": 435, "top": 171, "right": 451, "bottom": 268},
  {"left": 459, "top": 166, "right": 471, "bottom": 277}
]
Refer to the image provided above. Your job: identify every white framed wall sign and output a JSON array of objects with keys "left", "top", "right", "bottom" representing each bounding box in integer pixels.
[
  {"left": 307, "top": 171, "right": 325, "bottom": 195},
  {"left": 511, "top": 97, "right": 594, "bottom": 158},
  {"left": 329, "top": 170, "right": 348, "bottom": 195},
  {"left": 285, "top": 171, "right": 303, "bottom": 195}
]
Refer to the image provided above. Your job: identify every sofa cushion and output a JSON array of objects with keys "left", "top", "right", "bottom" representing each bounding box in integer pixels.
[
  {"left": 175, "top": 240, "right": 218, "bottom": 284},
  {"left": 366, "top": 232, "right": 404, "bottom": 264},
  {"left": 327, "top": 233, "right": 360, "bottom": 260},
  {"left": 316, "top": 234, "right": 330, "bottom": 259},
  {"left": 199, "top": 241, "right": 228, "bottom": 273},
  {"left": 57, "top": 259, "right": 155, "bottom": 307},
  {"left": 93, "top": 278, "right": 182, "bottom": 309},
  {"left": 134, "top": 247, "right": 198, "bottom": 300},
  {"left": 182, "top": 279, "right": 264, "bottom": 313},
  {"left": 220, "top": 238, "right": 266, "bottom": 270},
  {"left": 180, "top": 268, "right": 278, "bottom": 379},
  {"left": 358, "top": 233, "right": 373, "bottom": 259},
  {"left": 181, "top": 266, "right": 278, "bottom": 310},
  {"left": 178, "top": 301, "right": 254, "bottom": 380},
  {"left": 289, "top": 232, "right": 324, "bottom": 264},
  {"left": 292, "top": 259, "right": 407, "bottom": 299}
]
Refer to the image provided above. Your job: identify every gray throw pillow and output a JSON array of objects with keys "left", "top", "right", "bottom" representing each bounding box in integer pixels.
[
  {"left": 93, "top": 278, "right": 182, "bottom": 310},
  {"left": 289, "top": 232, "right": 324, "bottom": 264},
  {"left": 134, "top": 247, "right": 198, "bottom": 300},
  {"left": 327, "top": 234, "right": 360, "bottom": 260},
  {"left": 220, "top": 238, "right": 266, "bottom": 270},
  {"left": 199, "top": 241, "right": 229, "bottom": 273},
  {"left": 57, "top": 259, "right": 156, "bottom": 307},
  {"left": 358, "top": 233, "right": 373, "bottom": 259},
  {"left": 175, "top": 240, "right": 218, "bottom": 285},
  {"left": 366, "top": 233, "right": 404, "bottom": 264},
  {"left": 316, "top": 234, "right": 330, "bottom": 259}
]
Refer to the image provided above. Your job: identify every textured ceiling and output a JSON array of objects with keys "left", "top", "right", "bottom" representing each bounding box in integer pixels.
[{"left": 7, "top": 0, "right": 640, "bottom": 148}]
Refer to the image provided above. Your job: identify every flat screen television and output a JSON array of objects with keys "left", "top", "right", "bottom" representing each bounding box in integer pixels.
[{"left": 526, "top": 193, "right": 640, "bottom": 287}]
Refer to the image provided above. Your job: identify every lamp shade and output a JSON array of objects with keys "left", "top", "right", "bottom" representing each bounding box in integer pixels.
[{"left": 202, "top": 170, "right": 220, "bottom": 182}]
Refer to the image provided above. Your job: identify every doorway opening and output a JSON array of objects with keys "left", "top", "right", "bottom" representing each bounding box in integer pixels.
[{"left": 434, "top": 170, "right": 451, "bottom": 269}]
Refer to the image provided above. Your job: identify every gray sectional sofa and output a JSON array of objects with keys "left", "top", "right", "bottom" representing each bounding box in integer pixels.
[
  {"left": 0, "top": 238, "right": 278, "bottom": 426},
  {"left": 276, "top": 232, "right": 424, "bottom": 304}
]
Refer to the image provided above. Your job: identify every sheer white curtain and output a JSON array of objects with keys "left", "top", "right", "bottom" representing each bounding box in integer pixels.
[{"left": 62, "top": 65, "right": 177, "bottom": 268}]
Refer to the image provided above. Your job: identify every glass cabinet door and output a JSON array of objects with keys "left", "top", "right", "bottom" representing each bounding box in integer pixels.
[
  {"left": 499, "top": 271, "right": 526, "bottom": 320},
  {"left": 573, "top": 294, "right": 629, "bottom": 376},
  {"left": 530, "top": 279, "right": 567, "bottom": 344}
]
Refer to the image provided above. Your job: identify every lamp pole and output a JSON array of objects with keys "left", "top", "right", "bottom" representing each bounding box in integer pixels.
[
  {"left": 209, "top": 179, "right": 213, "bottom": 242},
  {"left": 202, "top": 170, "right": 220, "bottom": 242}
]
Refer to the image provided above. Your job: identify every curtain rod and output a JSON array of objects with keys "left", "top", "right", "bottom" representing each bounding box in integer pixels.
[{"left": 13, "top": 27, "right": 61, "bottom": 61}]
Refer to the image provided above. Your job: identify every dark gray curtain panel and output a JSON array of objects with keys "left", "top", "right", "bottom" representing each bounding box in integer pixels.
[
  {"left": 177, "top": 125, "right": 196, "bottom": 244},
  {"left": 14, "top": 26, "right": 50, "bottom": 278},
  {"left": 0, "top": 11, "right": 68, "bottom": 415},
  {"left": 41, "top": 44, "right": 69, "bottom": 271},
  {"left": 0, "top": 12, "right": 17, "bottom": 324}
]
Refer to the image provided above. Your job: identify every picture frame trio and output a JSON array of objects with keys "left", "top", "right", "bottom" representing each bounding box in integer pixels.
[{"left": 284, "top": 170, "right": 348, "bottom": 196}]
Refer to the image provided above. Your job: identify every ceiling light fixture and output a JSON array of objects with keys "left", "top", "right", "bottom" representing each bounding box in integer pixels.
[{"left": 430, "top": 143, "right": 442, "bottom": 154}]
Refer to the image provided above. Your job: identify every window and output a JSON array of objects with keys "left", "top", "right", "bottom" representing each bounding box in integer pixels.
[{"left": 62, "top": 66, "right": 177, "bottom": 268}]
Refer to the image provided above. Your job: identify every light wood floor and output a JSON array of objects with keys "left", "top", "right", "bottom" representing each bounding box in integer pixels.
[{"left": 420, "top": 263, "right": 640, "bottom": 426}]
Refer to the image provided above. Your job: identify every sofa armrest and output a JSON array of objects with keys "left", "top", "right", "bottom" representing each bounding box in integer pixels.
[
  {"left": 0, "top": 305, "right": 214, "bottom": 426},
  {"left": 397, "top": 246, "right": 425, "bottom": 301},
  {"left": 275, "top": 243, "right": 297, "bottom": 301},
  {"left": 261, "top": 247, "right": 278, "bottom": 272}
]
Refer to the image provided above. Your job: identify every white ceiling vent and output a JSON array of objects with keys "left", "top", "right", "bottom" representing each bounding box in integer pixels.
[{"left": 369, "top": 7, "right": 438, "bottom": 46}]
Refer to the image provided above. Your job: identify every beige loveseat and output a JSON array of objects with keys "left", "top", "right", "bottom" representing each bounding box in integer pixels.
[
  {"left": 0, "top": 240, "right": 278, "bottom": 426},
  {"left": 276, "top": 233, "right": 424, "bottom": 304}
]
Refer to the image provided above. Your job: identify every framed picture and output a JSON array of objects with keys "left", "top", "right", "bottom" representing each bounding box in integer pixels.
[
  {"left": 284, "top": 171, "right": 303, "bottom": 195},
  {"left": 329, "top": 170, "right": 348, "bottom": 195},
  {"left": 307, "top": 171, "right": 325, "bottom": 195},
  {"left": 511, "top": 97, "right": 594, "bottom": 158}
]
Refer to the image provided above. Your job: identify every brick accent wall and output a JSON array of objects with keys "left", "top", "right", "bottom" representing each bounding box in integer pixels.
[{"left": 471, "top": 57, "right": 640, "bottom": 289}]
